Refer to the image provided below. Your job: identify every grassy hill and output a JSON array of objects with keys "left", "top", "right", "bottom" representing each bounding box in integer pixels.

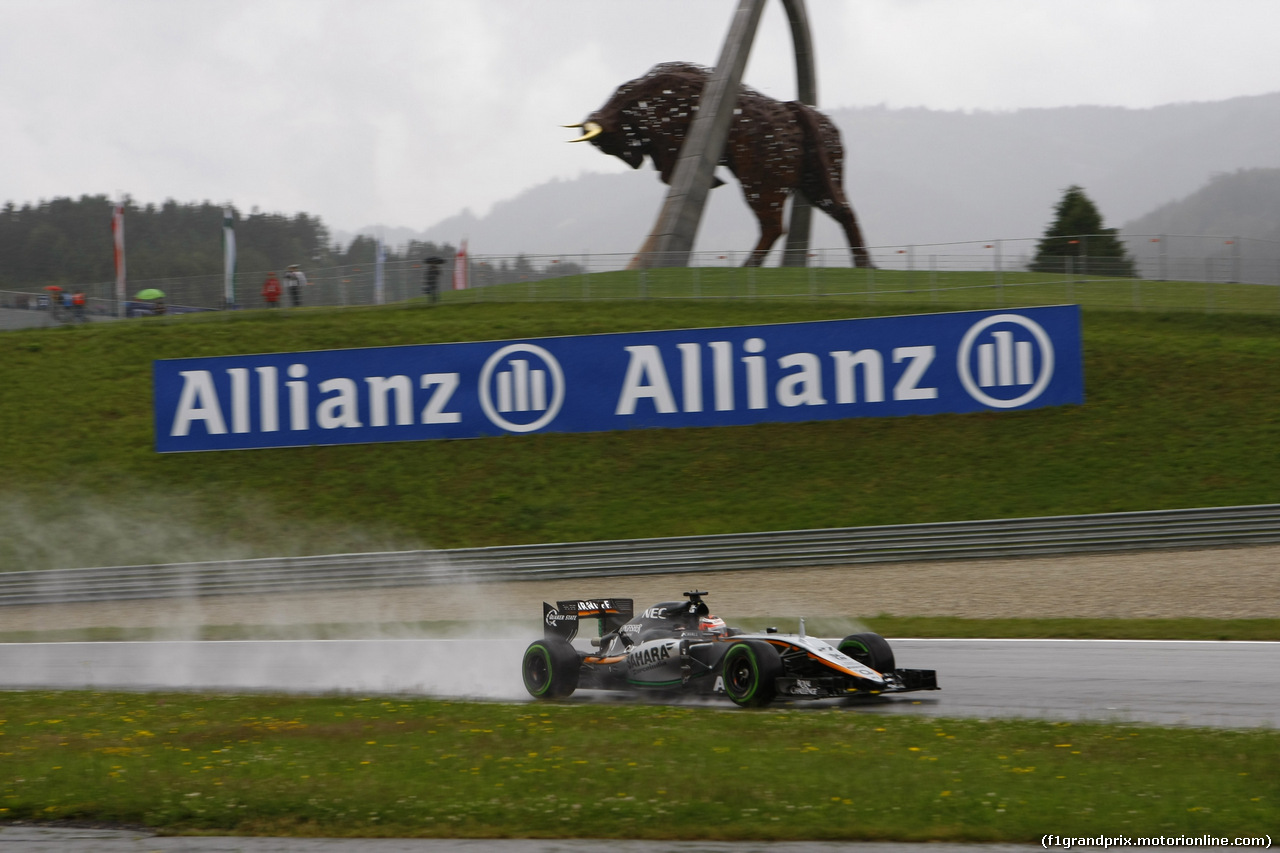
[{"left": 3, "top": 270, "right": 1279, "bottom": 571}]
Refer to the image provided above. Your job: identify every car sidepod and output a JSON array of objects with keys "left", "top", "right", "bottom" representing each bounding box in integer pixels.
[{"left": 622, "top": 637, "right": 686, "bottom": 688}]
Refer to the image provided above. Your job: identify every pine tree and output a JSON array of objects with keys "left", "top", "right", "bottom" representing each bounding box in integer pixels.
[{"left": 1031, "top": 185, "right": 1135, "bottom": 277}]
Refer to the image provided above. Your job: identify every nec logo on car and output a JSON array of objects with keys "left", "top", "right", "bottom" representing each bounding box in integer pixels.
[{"left": 152, "top": 306, "right": 1082, "bottom": 453}]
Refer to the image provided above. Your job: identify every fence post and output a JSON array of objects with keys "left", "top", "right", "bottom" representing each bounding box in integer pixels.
[
  {"left": 994, "top": 240, "right": 1003, "bottom": 306},
  {"left": 1206, "top": 258, "right": 1214, "bottom": 312},
  {"left": 906, "top": 244, "right": 915, "bottom": 293}
]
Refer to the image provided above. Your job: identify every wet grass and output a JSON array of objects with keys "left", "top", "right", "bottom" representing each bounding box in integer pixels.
[
  {"left": 445, "top": 267, "right": 1280, "bottom": 316},
  {"left": 3, "top": 290, "right": 1280, "bottom": 570},
  {"left": 0, "top": 691, "right": 1275, "bottom": 841}
]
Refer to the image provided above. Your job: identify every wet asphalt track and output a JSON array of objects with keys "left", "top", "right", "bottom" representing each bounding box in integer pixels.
[
  {"left": 2, "top": 637, "right": 1277, "bottom": 728},
  {"left": 0, "top": 825, "right": 1053, "bottom": 853},
  {"left": 0, "top": 825, "right": 1254, "bottom": 853}
]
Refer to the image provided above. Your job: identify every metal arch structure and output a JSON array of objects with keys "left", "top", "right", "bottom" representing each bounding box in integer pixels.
[{"left": 643, "top": 0, "right": 820, "bottom": 268}]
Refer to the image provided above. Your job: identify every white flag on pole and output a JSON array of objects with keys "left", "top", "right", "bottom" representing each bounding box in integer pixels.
[
  {"left": 374, "top": 237, "right": 386, "bottom": 304},
  {"left": 222, "top": 208, "right": 236, "bottom": 308}
]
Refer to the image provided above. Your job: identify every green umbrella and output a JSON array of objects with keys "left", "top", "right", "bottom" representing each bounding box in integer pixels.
[{"left": 135, "top": 288, "right": 165, "bottom": 300}]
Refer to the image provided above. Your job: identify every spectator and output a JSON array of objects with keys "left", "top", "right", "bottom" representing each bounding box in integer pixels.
[
  {"left": 262, "top": 272, "right": 282, "bottom": 308},
  {"left": 423, "top": 256, "right": 444, "bottom": 303},
  {"left": 284, "top": 264, "right": 308, "bottom": 307}
]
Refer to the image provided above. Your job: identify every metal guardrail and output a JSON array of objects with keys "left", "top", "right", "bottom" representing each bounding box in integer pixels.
[{"left": 3, "top": 504, "right": 1279, "bottom": 608}]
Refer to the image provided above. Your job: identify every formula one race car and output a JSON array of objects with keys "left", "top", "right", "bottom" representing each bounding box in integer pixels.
[{"left": 521, "top": 591, "right": 938, "bottom": 708}]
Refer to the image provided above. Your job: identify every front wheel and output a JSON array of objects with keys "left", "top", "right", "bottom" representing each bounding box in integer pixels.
[
  {"left": 838, "top": 632, "right": 895, "bottom": 674},
  {"left": 522, "top": 638, "right": 580, "bottom": 699},
  {"left": 721, "top": 640, "right": 783, "bottom": 708}
]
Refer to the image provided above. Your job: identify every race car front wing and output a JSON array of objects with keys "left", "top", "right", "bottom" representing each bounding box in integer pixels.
[{"left": 776, "top": 667, "right": 939, "bottom": 699}]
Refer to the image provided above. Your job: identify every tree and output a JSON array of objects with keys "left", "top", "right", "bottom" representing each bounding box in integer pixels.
[
  {"left": 1031, "top": 185, "right": 1135, "bottom": 277},
  {"left": 0, "top": 195, "right": 336, "bottom": 289}
]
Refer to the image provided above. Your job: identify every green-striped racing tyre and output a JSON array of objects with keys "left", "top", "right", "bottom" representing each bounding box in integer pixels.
[
  {"left": 721, "top": 639, "right": 783, "bottom": 708},
  {"left": 522, "top": 637, "right": 580, "bottom": 699},
  {"left": 838, "top": 632, "right": 896, "bottom": 673}
]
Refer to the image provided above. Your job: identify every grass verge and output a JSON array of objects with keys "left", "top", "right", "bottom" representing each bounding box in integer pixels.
[
  {"left": 3, "top": 298, "right": 1280, "bottom": 570},
  {"left": 1, "top": 691, "right": 1274, "bottom": 841}
]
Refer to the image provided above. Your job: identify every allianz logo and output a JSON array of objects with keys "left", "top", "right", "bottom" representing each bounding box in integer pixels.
[
  {"left": 956, "top": 314, "right": 1055, "bottom": 409},
  {"left": 479, "top": 343, "right": 565, "bottom": 433}
]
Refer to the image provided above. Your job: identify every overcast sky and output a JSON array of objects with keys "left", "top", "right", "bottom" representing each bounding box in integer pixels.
[{"left": 3, "top": 0, "right": 1279, "bottom": 237}]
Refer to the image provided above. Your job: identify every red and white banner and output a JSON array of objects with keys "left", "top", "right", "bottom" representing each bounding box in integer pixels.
[
  {"left": 452, "top": 240, "right": 469, "bottom": 290},
  {"left": 112, "top": 203, "right": 126, "bottom": 316}
]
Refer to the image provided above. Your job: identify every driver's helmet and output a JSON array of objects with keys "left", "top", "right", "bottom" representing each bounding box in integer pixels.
[{"left": 698, "top": 614, "right": 727, "bottom": 635}]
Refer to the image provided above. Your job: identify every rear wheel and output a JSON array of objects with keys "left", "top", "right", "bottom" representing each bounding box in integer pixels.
[
  {"left": 721, "top": 640, "right": 783, "bottom": 708},
  {"left": 838, "top": 632, "right": 895, "bottom": 673},
  {"left": 522, "top": 637, "right": 580, "bottom": 699}
]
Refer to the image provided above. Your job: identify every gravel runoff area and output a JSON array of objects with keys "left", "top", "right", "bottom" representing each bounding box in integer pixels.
[{"left": 4, "top": 545, "right": 1278, "bottom": 634}]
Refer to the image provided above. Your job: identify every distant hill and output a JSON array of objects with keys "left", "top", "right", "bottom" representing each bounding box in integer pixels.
[
  {"left": 1122, "top": 167, "right": 1280, "bottom": 239},
  {"left": 365, "top": 92, "right": 1280, "bottom": 264},
  {"left": 1120, "top": 168, "right": 1280, "bottom": 278}
]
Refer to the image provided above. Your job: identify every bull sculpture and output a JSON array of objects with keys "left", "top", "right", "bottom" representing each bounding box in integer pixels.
[{"left": 566, "top": 62, "right": 872, "bottom": 268}]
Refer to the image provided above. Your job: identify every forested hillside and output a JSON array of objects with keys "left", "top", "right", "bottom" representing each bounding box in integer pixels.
[
  {"left": 0, "top": 196, "right": 459, "bottom": 290},
  {"left": 1122, "top": 168, "right": 1280, "bottom": 241},
  {"left": 1120, "top": 169, "right": 1280, "bottom": 271}
]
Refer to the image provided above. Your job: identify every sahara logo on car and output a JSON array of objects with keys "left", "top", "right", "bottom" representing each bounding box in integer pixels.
[{"left": 627, "top": 642, "right": 676, "bottom": 671}]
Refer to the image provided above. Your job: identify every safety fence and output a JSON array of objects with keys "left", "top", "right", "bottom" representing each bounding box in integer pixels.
[
  {"left": 4, "top": 233, "right": 1280, "bottom": 324},
  {"left": 3, "top": 504, "right": 1278, "bottom": 607}
]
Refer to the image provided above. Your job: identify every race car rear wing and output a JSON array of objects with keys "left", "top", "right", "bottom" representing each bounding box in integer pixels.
[{"left": 543, "top": 598, "right": 634, "bottom": 642}]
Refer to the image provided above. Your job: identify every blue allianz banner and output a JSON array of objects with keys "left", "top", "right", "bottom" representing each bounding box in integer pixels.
[{"left": 153, "top": 306, "right": 1083, "bottom": 453}]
